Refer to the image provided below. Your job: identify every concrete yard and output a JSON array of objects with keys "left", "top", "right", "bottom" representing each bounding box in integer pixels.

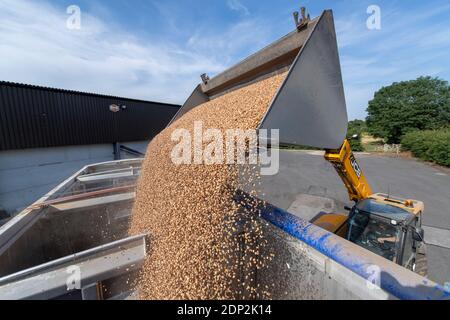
[{"left": 260, "top": 149, "right": 450, "bottom": 286}]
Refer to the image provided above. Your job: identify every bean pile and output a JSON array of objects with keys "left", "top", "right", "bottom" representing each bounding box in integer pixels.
[{"left": 129, "top": 72, "right": 286, "bottom": 299}]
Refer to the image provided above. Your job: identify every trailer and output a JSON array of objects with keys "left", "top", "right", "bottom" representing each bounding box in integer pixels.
[
  {"left": 0, "top": 158, "right": 448, "bottom": 300},
  {"left": 0, "top": 159, "right": 146, "bottom": 300}
]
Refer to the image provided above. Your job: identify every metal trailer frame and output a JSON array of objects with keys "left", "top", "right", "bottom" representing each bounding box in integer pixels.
[
  {"left": 0, "top": 234, "right": 146, "bottom": 300},
  {"left": 0, "top": 159, "right": 147, "bottom": 300}
]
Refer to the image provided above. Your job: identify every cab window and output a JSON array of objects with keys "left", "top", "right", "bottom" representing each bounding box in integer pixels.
[{"left": 347, "top": 209, "right": 399, "bottom": 261}]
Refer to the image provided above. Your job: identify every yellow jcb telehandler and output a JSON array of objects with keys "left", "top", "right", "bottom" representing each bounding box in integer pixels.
[{"left": 312, "top": 139, "right": 427, "bottom": 276}]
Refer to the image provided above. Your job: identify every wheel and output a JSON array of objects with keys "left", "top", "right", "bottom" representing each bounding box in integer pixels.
[{"left": 413, "top": 243, "right": 428, "bottom": 277}]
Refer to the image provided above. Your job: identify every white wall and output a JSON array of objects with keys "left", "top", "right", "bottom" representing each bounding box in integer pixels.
[{"left": 0, "top": 141, "right": 149, "bottom": 215}]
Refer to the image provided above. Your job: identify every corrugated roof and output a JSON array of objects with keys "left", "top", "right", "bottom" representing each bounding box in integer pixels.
[{"left": 0, "top": 81, "right": 180, "bottom": 108}]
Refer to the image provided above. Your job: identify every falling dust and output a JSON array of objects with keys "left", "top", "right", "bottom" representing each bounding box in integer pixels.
[{"left": 129, "top": 72, "right": 286, "bottom": 299}]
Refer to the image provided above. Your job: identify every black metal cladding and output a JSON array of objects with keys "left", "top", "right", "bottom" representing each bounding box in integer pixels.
[{"left": 0, "top": 82, "right": 180, "bottom": 151}]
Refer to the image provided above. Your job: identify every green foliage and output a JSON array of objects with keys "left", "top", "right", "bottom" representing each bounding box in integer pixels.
[
  {"left": 401, "top": 129, "right": 450, "bottom": 166},
  {"left": 347, "top": 120, "right": 366, "bottom": 151},
  {"left": 366, "top": 77, "right": 450, "bottom": 143},
  {"left": 349, "top": 139, "right": 363, "bottom": 152},
  {"left": 348, "top": 119, "right": 367, "bottom": 134}
]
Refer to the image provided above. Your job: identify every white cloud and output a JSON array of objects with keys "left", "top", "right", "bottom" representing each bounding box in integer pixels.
[
  {"left": 335, "top": 15, "right": 370, "bottom": 48},
  {"left": 186, "top": 19, "right": 272, "bottom": 67},
  {"left": 0, "top": 0, "right": 264, "bottom": 104},
  {"left": 1, "top": 0, "right": 448, "bottom": 121},
  {"left": 335, "top": 3, "right": 450, "bottom": 119},
  {"left": 227, "top": 0, "right": 250, "bottom": 16}
]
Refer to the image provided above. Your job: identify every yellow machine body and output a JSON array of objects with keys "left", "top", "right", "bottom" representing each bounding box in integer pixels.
[
  {"left": 324, "top": 139, "right": 372, "bottom": 202},
  {"left": 315, "top": 139, "right": 424, "bottom": 235},
  {"left": 310, "top": 212, "right": 348, "bottom": 237},
  {"left": 368, "top": 193, "right": 424, "bottom": 216}
]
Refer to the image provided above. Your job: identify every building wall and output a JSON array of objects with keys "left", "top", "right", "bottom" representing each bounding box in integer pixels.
[
  {"left": 0, "top": 82, "right": 179, "bottom": 151},
  {"left": 0, "top": 141, "right": 149, "bottom": 215}
]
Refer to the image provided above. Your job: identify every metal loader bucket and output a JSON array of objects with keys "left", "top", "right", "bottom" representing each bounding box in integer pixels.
[{"left": 171, "top": 9, "right": 348, "bottom": 149}]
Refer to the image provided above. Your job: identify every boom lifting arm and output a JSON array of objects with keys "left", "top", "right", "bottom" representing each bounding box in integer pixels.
[{"left": 324, "top": 139, "right": 373, "bottom": 202}]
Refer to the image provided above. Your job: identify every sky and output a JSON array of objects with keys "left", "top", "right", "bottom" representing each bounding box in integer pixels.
[{"left": 0, "top": 0, "right": 449, "bottom": 120}]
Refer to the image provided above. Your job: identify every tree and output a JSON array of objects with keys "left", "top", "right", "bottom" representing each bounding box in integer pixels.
[
  {"left": 347, "top": 120, "right": 366, "bottom": 151},
  {"left": 366, "top": 77, "right": 450, "bottom": 143}
]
